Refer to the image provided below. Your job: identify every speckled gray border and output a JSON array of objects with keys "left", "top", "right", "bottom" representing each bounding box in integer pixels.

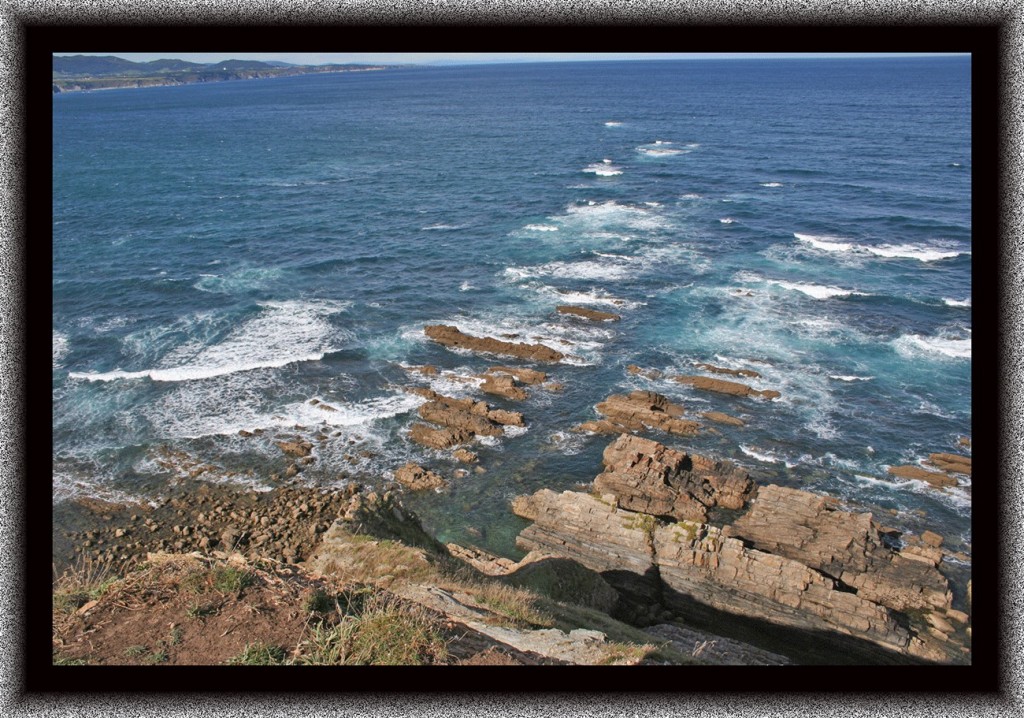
[{"left": 2, "top": 1, "right": 1021, "bottom": 715}]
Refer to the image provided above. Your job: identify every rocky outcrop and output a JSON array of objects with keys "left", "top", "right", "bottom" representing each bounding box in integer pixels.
[
  {"left": 425, "top": 324, "right": 565, "bottom": 363},
  {"left": 702, "top": 411, "right": 745, "bottom": 427},
  {"left": 644, "top": 623, "right": 791, "bottom": 666},
  {"left": 394, "top": 462, "right": 447, "bottom": 491},
  {"left": 925, "top": 452, "right": 972, "bottom": 476},
  {"left": 275, "top": 439, "right": 313, "bottom": 458},
  {"left": 487, "top": 366, "right": 547, "bottom": 385},
  {"left": 693, "top": 362, "right": 761, "bottom": 378},
  {"left": 673, "top": 374, "right": 781, "bottom": 400},
  {"left": 594, "top": 434, "right": 754, "bottom": 521},
  {"left": 886, "top": 464, "right": 958, "bottom": 488},
  {"left": 479, "top": 373, "right": 528, "bottom": 401},
  {"left": 626, "top": 365, "right": 664, "bottom": 380},
  {"left": 512, "top": 436, "right": 964, "bottom": 663},
  {"left": 406, "top": 390, "right": 525, "bottom": 449},
  {"left": 556, "top": 305, "right": 621, "bottom": 322},
  {"left": 727, "top": 485, "right": 953, "bottom": 613},
  {"left": 408, "top": 423, "right": 474, "bottom": 450},
  {"left": 577, "top": 390, "right": 700, "bottom": 437}
]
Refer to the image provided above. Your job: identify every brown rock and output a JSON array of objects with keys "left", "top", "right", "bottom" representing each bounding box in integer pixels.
[
  {"left": 921, "top": 530, "right": 944, "bottom": 548},
  {"left": 275, "top": 439, "right": 313, "bottom": 458},
  {"left": 487, "top": 408, "right": 525, "bottom": 427},
  {"left": 926, "top": 453, "right": 972, "bottom": 476},
  {"left": 453, "top": 448, "right": 478, "bottom": 464},
  {"left": 408, "top": 423, "right": 474, "bottom": 450},
  {"left": 418, "top": 400, "right": 503, "bottom": 437},
  {"left": 625, "top": 365, "right": 663, "bottom": 380},
  {"left": 694, "top": 362, "right": 761, "bottom": 379},
  {"left": 886, "top": 465, "right": 958, "bottom": 487},
  {"left": 589, "top": 390, "right": 700, "bottom": 437},
  {"left": 556, "top": 305, "right": 621, "bottom": 322},
  {"left": 394, "top": 462, "right": 447, "bottom": 491},
  {"left": 487, "top": 366, "right": 547, "bottom": 385},
  {"left": 595, "top": 434, "right": 755, "bottom": 521},
  {"left": 702, "top": 411, "right": 745, "bottom": 427},
  {"left": 672, "top": 375, "right": 780, "bottom": 400},
  {"left": 425, "top": 324, "right": 565, "bottom": 363},
  {"left": 479, "top": 373, "right": 528, "bottom": 401}
]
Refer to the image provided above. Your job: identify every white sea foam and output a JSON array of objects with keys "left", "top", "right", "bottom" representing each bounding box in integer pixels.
[
  {"left": 70, "top": 300, "right": 351, "bottom": 383},
  {"left": 459, "top": 281, "right": 476, "bottom": 292},
  {"left": 53, "top": 331, "right": 69, "bottom": 368},
  {"left": 794, "top": 233, "right": 968, "bottom": 262},
  {"left": 942, "top": 297, "right": 971, "bottom": 308},
  {"left": 604, "top": 121, "right": 623, "bottom": 127},
  {"left": 503, "top": 424, "right": 529, "bottom": 438},
  {"left": 422, "top": 223, "right": 465, "bottom": 231},
  {"left": 582, "top": 162, "right": 623, "bottom": 177},
  {"left": 892, "top": 333, "right": 972, "bottom": 360},
  {"left": 770, "top": 280, "right": 869, "bottom": 300},
  {"left": 719, "top": 218, "right": 735, "bottom": 224},
  {"left": 528, "top": 284, "right": 645, "bottom": 310},
  {"left": 739, "top": 445, "right": 797, "bottom": 468},
  {"left": 503, "top": 258, "right": 635, "bottom": 283},
  {"left": 524, "top": 224, "right": 559, "bottom": 232},
  {"left": 829, "top": 374, "right": 875, "bottom": 382},
  {"left": 638, "top": 147, "right": 685, "bottom": 157},
  {"left": 562, "top": 201, "right": 666, "bottom": 231},
  {"left": 680, "top": 193, "right": 702, "bottom": 200},
  {"left": 195, "top": 266, "right": 286, "bottom": 294},
  {"left": 760, "top": 182, "right": 784, "bottom": 188}
]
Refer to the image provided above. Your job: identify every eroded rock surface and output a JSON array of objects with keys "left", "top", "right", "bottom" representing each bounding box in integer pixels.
[
  {"left": 425, "top": 324, "right": 565, "bottom": 363},
  {"left": 673, "top": 374, "right": 781, "bottom": 400},
  {"left": 394, "top": 462, "right": 447, "bottom": 491},
  {"left": 594, "top": 434, "right": 754, "bottom": 521},
  {"left": 556, "top": 305, "right": 621, "bottom": 322},
  {"left": 577, "top": 390, "right": 700, "bottom": 437}
]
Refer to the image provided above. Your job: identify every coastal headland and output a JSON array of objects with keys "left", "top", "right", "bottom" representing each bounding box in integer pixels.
[{"left": 52, "top": 55, "right": 394, "bottom": 93}]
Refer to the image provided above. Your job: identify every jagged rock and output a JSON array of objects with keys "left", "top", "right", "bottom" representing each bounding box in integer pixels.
[
  {"left": 487, "top": 366, "right": 547, "bottom": 385},
  {"left": 926, "top": 453, "right": 972, "bottom": 476},
  {"left": 418, "top": 400, "right": 504, "bottom": 437},
  {"left": 595, "top": 434, "right": 754, "bottom": 521},
  {"left": 408, "top": 423, "right": 474, "bottom": 450},
  {"left": 585, "top": 390, "right": 700, "bottom": 437},
  {"left": 693, "top": 362, "right": 761, "bottom": 379},
  {"left": 886, "top": 465, "right": 958, "bottom": 487},
  {"left": 728, "top": 485, "right": 952, "bottom": 613},
  {"left": 394, "top": 462, "right": 447, "bottom": 491},
  {"left": 479, "top": 373, "right": 528, "bottom": 401},
  {"left": 453, "top": 448, "right": 478, "bottom": 464},
  {"left": 626, "top": 365, "right": 664, "bottom": 380},
  {"left": 673, "top": 374, "right": 781, "bottom": 400},
  {"left": 425, "top": 324, "right": 565, "bottom": 363},
  {"left": 275, "top": 439, "right": 313, "bottom": 458},
  {"left": 556, "top": 305, "right": 621, "bottom": 322},
  {"left": 513, "top": 488, "right": 920, "bottom": 658},
  {"left": 921, "top": 530, "right": 944, "bottom": 548},
  {"left": 446, "top": 543, "right": 518, "bottom": 575},
  {"left": 703, "top": 411, "right": 745, "bottom": 427},
  {"left": 487, "top": 408, "right": 525, "bottom": 427}
]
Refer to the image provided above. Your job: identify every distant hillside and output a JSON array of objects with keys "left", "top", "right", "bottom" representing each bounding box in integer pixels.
[{"left": 52, "top": 55, "right": 394, "bottom": 93}]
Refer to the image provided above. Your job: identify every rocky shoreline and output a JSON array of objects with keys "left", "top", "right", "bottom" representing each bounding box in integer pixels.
[{"left": 54, "top": 322, "right": 972, "bottom": 666}]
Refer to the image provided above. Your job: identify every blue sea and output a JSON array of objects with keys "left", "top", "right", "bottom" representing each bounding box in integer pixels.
[{"left": 52, "top": 57, "right": 972, "bottom": 575}]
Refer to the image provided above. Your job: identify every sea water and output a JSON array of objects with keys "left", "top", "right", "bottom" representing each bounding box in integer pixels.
[{"left": 53, "top": 57, "right": 972, "bottom": 569}]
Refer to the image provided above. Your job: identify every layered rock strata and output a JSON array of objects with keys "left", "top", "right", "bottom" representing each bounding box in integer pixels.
[
  {"left": 576, "top": 390, "right": 700, "bottom": 437},
  {"left": 406, "top": 388, "right": 525, "bottom": 450},
  {"left": 512, "top": 436, "right": 963, "bottom": 663},
  {"left": 425, "top": 324, "right": 565, "bottom": 363}
]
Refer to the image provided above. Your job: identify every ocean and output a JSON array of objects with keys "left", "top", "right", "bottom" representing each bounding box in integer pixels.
[{"left": 52, "top": 57, "right": 972, "bottom": 583}]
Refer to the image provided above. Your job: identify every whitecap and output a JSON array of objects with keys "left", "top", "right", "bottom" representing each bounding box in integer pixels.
[
  {"left": 829, "top": 374, "right": 874, "bottom": 382},
  {"left": 582, "top": 162, "right": 623, "bottom": 177},
  {"left": 422, "top": 223, "right": 466, "bottom": 231},
  {"left": 793, "top": 233, "right": 857, "bottom": 253},
  {"left": 195, "top": 266, "right": 286, "bottom": 294},
  {"left": 53, "top": 331, "right": 69, "bottom": 368},
  {"left": 760, "top": 182, "right": 784, "bottom": 188},
  {"left": 942, "top": 297, "right": 971, "bottom": 308},
  {"left": 524, "top": 224, "right": 559, "bottom": 232},
  {"left": 892, "top": 333, "right": 972, "bottom": 360},
  {"left": 604, "top": 121, "right": 623, "bottom": 127},
  {"left": 459, "top": 281, "right": 476, "bottom": 292},
  {"left": 864, "top": 244, "right": 967, "bottom": 262},
  {"left": 70, "top": 300, "right": 351, "bottom": 383},
  {"left": 503, "top": 424, "right": 529, "bottom": 438},
  {"left": 770, "top": 280, "right": 870, "bottom": 300},
  {"left": 719, "top": 218, "right": 735, "bottom": 224}
]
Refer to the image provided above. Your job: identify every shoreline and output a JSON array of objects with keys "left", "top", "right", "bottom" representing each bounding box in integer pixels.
[{"left": 52, "top": 66, "right": 393, "bottom": 94}]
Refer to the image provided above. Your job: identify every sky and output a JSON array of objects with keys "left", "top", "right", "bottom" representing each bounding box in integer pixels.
[{"left": 52, "top": 52, "right": 958, "bottom": 66}]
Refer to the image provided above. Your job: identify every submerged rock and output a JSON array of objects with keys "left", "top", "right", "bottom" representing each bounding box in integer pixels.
[
  {"left": 425, "top": 324, "right": 565, "bottom": 363},
  {"left": 556, "top": 305, "right": 621, "bottom": 322},
  {"left": 886, "top": 464, "right": 958, "bottom": 488},
  {"left": 693, "top": 362, "right": 761, "bottom": 379},
  {"left": 486, "top": 366, "right": 547, "bottom": 385},
  {"left": 702, "top": 411, "right": 745, "bottom": 427},
  {"left": 673, "top": 374, "right": 781, "bottom": 400}
]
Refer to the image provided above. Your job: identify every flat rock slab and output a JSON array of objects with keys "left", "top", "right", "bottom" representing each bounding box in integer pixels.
[
  {"left": 556, "top": 305, "right": 621, "bottom": 322},
  {"left": 425, "top": 324, "right": 565, "bottom": 363},
  {"left": 673, "top": 375, "right": 780, "bottom": 400}
]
